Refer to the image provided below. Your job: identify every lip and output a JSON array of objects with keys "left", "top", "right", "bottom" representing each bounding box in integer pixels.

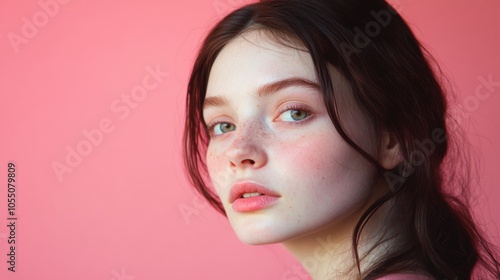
[
  {"left": 229, "top": 181, "right": 281, "bottom": 212},
  {"left": 229, "top": 181, "right": 281, "bottom": 204}
]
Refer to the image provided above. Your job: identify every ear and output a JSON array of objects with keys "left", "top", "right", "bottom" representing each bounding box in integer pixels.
[{"left": 378, "top": 131, "right": 403, "bottom": 170}]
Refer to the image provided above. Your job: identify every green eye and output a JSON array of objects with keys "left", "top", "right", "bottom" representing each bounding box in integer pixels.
[
  {"left": 208, "top": 122, "right": 235, "bottom": 136},
  {"left": 284, "top": 109, "right": 309, "bottom": 121},
  {"left": 279, "top": 104, "right": 311, "bottom": 122}
]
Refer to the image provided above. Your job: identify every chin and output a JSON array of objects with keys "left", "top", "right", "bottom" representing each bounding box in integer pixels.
[
  {"left": 236, "top": 233, "right": 284, "bottom": 245},
  {"left": 231, "top": 222, "right": 306, "bottom": 246},
  {"left": 230, "top": 222, "right": 284, "bottom": 245}
]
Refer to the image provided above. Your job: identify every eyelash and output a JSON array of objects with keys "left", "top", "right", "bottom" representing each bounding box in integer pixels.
[{"left": 205, "top": 104, "right": 314, "bottom": 137}]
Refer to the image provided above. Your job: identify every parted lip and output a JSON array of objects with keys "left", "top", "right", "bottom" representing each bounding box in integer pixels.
[{"left": 229, "top": 181, "right": 281, "bottom": 203}]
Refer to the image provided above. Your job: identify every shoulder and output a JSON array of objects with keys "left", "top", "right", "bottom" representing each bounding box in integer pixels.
[{"left": 375, "top": 273, "right": 434, "bottom": 280}]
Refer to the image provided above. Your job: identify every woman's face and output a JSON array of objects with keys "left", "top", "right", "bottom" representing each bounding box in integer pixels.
[{"left": 203, "top": 31, "right": 381, "bottom": 245}]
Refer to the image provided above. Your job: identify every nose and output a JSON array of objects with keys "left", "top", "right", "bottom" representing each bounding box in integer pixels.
[{"left": 226, "top": 121, "right": 268, "bottom": 171}]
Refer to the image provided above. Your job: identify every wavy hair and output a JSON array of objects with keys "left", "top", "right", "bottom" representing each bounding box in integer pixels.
[{"left": 183, "top": 0, "right": 500, "bottom": 278}]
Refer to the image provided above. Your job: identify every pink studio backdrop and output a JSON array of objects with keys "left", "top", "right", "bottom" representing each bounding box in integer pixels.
[{"left": 0, "top": 0, "right": 499, "bottom": 279}]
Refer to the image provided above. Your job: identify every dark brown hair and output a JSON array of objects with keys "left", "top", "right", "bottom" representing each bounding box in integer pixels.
[{"left": 183, "top": 0, "right": 500, "bottom": 279}]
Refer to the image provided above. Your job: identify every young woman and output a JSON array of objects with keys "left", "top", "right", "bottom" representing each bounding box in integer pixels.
[{"left": 183, "top": 0, "right": 500, "bottom": 279}]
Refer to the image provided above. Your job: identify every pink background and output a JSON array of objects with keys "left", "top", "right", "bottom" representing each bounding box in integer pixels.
[{"left": 0, "top": 0, "right": 499, "bottom": 279}]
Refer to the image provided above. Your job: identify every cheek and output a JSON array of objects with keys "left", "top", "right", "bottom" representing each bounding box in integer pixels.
[
  {"left": 274, "top": 130, "right": 375, "bottom": 205},
  {"left": 206, "top": 146, "right": 227, "bottom": 195},
  {"left": 275, "top": 131, "right": 349, "bottom": 179}
]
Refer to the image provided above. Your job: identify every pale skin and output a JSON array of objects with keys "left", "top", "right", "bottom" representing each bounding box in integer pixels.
[{"left": 203, "top": 30, "right": 402, "bottom": 280}]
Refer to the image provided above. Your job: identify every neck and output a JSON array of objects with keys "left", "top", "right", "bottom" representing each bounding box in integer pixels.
[{"left": 282, "top": 181, "right": 394, "bottom": 280}]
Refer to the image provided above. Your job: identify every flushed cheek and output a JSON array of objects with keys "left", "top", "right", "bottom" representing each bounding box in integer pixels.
[
  {"left": 273, "top": 131, "right": 374, "bottom": 213},
  {"left": 274, "top": 131, "right": 350, "bottom": 180}
]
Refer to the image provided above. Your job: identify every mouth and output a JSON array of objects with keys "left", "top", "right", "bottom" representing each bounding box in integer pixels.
[
  {"left": 229, "top": 181, "right": 281, "bottom": 204},
  {"left": 241, "top": 192, "right": 263, "bottom": 198}
]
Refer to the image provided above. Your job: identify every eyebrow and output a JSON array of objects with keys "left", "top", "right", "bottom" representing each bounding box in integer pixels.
[{"left": 202, "top": 77, "right": 321, "bottom": 111}]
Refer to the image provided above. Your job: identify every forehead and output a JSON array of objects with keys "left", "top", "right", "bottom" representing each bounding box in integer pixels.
[{"left": 206, "top": 30, "right": 317, "bottom": 97}]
